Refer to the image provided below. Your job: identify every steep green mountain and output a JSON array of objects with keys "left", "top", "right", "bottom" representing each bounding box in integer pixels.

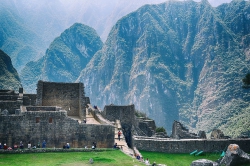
[
  {"left": 20, "top": 23, "right": 103, "bottom": 93},
  {"left": 77, "top": 0, "right": 250, "bottom": 135},
  {"left": 0, "top": 50, "right": 22, "bottom": 91},
  {"left": 0, "top": 7, "right": 46, "bottom": 72}
]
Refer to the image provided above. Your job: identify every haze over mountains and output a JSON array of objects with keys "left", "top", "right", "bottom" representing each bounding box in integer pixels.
[
  {"left": 21, "top": 23, "right": 103, "bottom": 92},
  {"left": 1, "top": 0, "right": 250, "bottom": 136},
  {"left": 0, "top": 0, "right": 167, "bottom": 72}
]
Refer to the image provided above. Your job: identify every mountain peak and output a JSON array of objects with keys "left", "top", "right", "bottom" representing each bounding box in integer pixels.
[{"left": 20, "top": 23, "right": 103, "bottom": 93}]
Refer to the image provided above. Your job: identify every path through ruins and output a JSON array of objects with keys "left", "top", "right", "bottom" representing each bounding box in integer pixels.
[
  {"left": 114, "top": 120, "right": 135, "bottom": 157},
  {"left": 70, "top": 107, "right": 137, "bottom": 158}
]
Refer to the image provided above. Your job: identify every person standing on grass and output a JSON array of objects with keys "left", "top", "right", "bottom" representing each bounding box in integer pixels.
[{"left": 118, "top": 130, "right": 122, "bottom": 141}]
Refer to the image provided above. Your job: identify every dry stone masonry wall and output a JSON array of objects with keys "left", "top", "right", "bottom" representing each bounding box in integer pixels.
[
  {"left": 133, "top": 137, "right": 250, "bottom": 153},
  {"left": 0, "top": 110, "right": 114, "bottom": 148}
]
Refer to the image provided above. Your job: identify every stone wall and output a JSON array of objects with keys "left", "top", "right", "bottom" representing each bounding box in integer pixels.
[
  {"left": 23, "top": 94, "right": 37, "bottom": 106},
  {"left": 138, "top": 121, "right": 154, "bottom": 137},
  {"left": 0, "top": 101, "right": 19, "bottom": 114},
  {"left": 0, "top": 90, "right": 37, "bottom": 115},
  {"left": 133, "top": 136, "right": 250, "bottom": 153},
  {"left": 0, "top": 111, "right": 114, "bottom": 148},
  {"left": 26, "top": 106, "right": 60, "bottom": 111},
  {"left": 102, "top": 104, "right": 135, "bottom": 147},
  {"left": 102, "top": 104, "right": 135, "bottom": 125},
  {"left": 36, "top": 81, "right": 87, "bottom": 118}
]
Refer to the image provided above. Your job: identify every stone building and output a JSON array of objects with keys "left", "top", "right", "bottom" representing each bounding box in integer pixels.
[
  {"left": 171, "top": 120, "right": 203, "bottom": 139},
  {"left": 0, "top": 81, "right": 114, "bottom": 148},
  {"left": 101, "top": 104, "right": 157, "bottom": 147}
]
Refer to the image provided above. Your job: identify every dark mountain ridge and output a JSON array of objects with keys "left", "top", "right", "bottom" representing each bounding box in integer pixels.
[{"left": 0, "top": 50, "right": 22, "bottom": 91}]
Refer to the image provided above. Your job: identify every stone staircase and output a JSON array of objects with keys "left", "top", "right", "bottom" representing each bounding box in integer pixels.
[{"left": 114, "top": 120, "right": 135, "bottom": 157}]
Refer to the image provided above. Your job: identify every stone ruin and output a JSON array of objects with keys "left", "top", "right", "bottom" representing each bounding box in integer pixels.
[
  {"left": 101, "top": 104, "right": 158, "bottom": 147},
  {"left": 0, "top": 80, "right": 158, "bottom": 149},
  {"left": 1, "top": 80, "right": 250, "bottom": 159},
  {"left": 0, "top": 81, "right": 114, "bottom": 148},
  {"left": 171, "top": 120, "right": 206, "bottom": 139},
  {"left": 211, "top": 129, "right": 224, "bottom": 139}
]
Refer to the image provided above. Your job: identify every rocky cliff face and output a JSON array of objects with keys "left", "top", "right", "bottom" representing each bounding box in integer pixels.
[
  {"left": 0, "top": 50, "right": 22, "bottom": 91},
  {"left": 77, "top": 0, "right": 250, "bottom": 135},
  {"left": 20, "top": 23, "right": 103, "bottom": 93}
]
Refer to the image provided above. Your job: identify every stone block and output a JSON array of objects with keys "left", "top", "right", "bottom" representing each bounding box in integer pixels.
[{"left": 190, "top": 159, "right": 218, "bottom": 166}]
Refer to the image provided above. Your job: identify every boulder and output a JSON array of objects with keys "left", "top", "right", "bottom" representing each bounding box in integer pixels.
[
  {"left": 219, "top": 144, "right": 250, "bottom": 166},
  {"left": 190, "top": 159, "right": 219, "bottom": 166}
]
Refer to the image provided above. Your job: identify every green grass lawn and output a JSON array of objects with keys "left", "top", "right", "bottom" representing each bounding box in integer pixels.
[
  {"left": 0, "top": 150, "right": 145, "bottom": 166},
  {"left": 0, "top": 149, "right": 249, "bottom": 166},
  {"left": 140, "top": 151, "right": 221, "bottom": 166}
]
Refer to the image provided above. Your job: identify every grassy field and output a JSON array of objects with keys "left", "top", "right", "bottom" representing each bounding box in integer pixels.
[
  {"left": 0, "top": 149, "right": 145, "bottom": 166},
  {"left": 0, "top": 149, "right": 249, "bottom": 166},
  {"left": 140, "top": 151, "right": 220, "bottom": 166}
]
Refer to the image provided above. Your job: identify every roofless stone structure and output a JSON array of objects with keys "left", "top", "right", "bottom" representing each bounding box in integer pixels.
[{"left": 0, "top": 81, "right": 114, "bottom": 148}]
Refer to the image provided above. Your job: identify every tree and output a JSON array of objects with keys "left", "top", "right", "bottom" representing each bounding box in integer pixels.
[
  {"left": 242, "top": 73, "right": 250, "bottom": 89},
  {"left": 156, "top": 127, "right": 166, "bottom": 133}
]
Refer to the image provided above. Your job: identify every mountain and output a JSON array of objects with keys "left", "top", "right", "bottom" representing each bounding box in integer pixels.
[
  {"left": 0, "top": 0, "right": 169, "bottom": 42},
  {"left": 20, "top": 23, "right": 103, "bottom": 93},
  {"left": 0, "top": 0, "right": 167, "bottom": 75},
  {"left": 0, "top": 50, "right": 22, "bottom": 91},
  {"left": 0, "top": 6, "right": 46, "bottom": 72},
  {"left": 76, "top": 0, "right": 250, "bottom": 136}
]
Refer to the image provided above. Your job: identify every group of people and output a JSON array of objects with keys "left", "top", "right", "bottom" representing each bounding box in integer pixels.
[
  {"left": 135, "top": 154, "right": 156, "bottom": 166},
  {"left": 63, "top": 143, "right": 70, "bottom": 149},
  {"left": 0, "top": 140, "right": 46, "bottom": 150},
  {"left": 0, "top": 143, "right": 8, "bottom": 150}
]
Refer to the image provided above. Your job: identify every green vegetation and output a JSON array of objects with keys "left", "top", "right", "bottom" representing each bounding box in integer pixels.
[
  {"left": 76, "top": 0, "right": 250, "bottom": 136},
  {"left": 20, "top": 23, "right": 103, "bottom": 93},
  {"left": 0, "top": 150, "right": 145, "bottom": 166},
  {"left": 243, "top": 73, "right": 250, "bottom": 89},
  {"left": 3, "top": 150, "right": 246, "bottom": 166},
  {"left": 140, "top": 151, "right": 221, "bottom": 166},
  {"left": 0, "top": 50, "right": 22, "bottom": 92},
  {"left": 155, "top": 127, "right": 166, "bottom": 133},
  {"left": 135, "top": 110, "right": 147, "bottom": 118}
]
